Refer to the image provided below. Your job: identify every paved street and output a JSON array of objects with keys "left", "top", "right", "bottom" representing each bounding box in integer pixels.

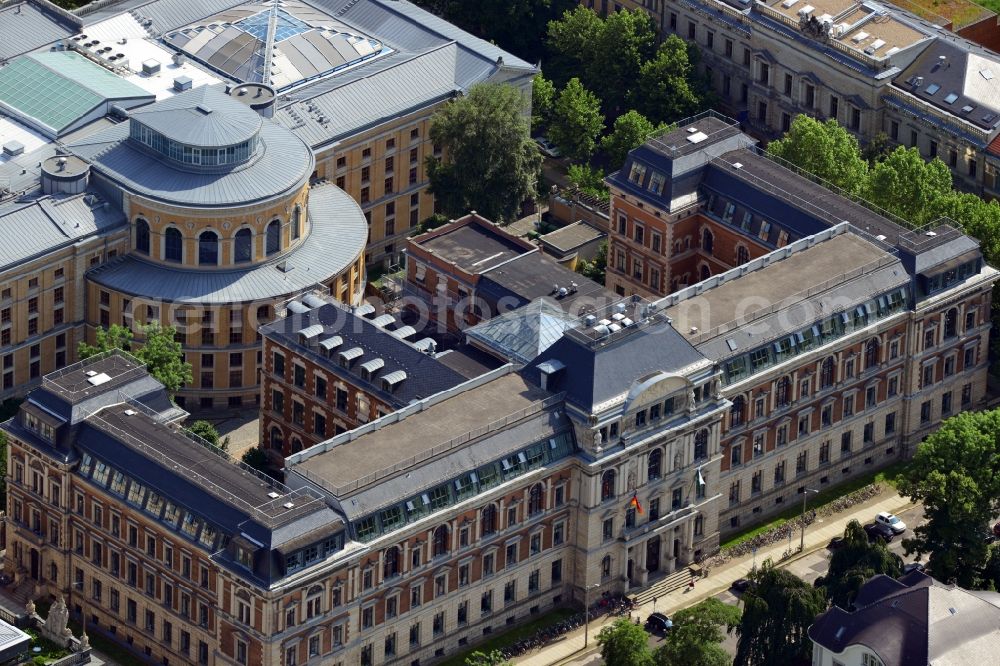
[{"left": 515, "top": 489, "right": 921, "bottom": 666}]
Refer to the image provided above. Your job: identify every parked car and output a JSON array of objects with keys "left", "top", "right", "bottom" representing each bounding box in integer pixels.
[
  {"left": 827, "top": 536, "right": 847, "bottom": 551},
  {"left": 645, "top": 612, "right": 672, "bottom": 634},
  {"left": 534, "top": 136, "right": 561, "bottom": 158},
  {"left": 865, "top": 522, "right": 895, "bottom": 543},
  {"left": 992, "top": 521, "right": 1000, "bottom": 538},
  {"left": 875, "top": 511, "right": 907, "bottom": 534},
  {"left": 903, "top": 562, "right": 925, "bottom": 574},
  {"left": 730, "top": 578, "right": 753, "bottom": 593}
]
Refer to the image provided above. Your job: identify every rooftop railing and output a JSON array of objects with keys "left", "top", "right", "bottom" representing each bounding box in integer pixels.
[{"left": 42, "top": 349, "right": 147, "bottom": 397}]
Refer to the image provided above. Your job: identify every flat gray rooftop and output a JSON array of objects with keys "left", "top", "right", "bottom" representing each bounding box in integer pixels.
[
  {"left": 42, "top": 353, "right": 147, "bottom": 404},
  {"left": 539, "top": 220, "right": 605, "bottom": 253},
  {"left": 663, "top": 232, "right": 891, "bottom": 341},
  {"left": 418, "top": 222, "right": 529, "bottom": 273},
  {"left": 294, "top": 372, "right": 550, "bottom": 491}
]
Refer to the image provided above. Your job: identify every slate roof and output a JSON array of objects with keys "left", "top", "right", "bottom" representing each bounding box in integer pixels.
[
  {"left": 478, "top": 252, "right": 615, "bottom": 317},
  {"left": 0, "top": 191, "right": 126, "bottom": 272},
  {"left": 128, "top": 85, "right": 262, "bottom": 147},
  {"left": 524, "top": 316, "right": 708, "bottom": 413},
  {"left": 0, "top": 51, "right": 153, "bottom": 136},
  {"left": 261, "top": 302, "right": 469, "bottom": 407},
  {"left": 68, "top": 90, "right": 313, "bottom": 207},
  {"left": 809, "top": 571, "right": 1000, "bottom": 666},
  {"left": 86, "top": 182, "right": 365, "bottom": 303}
]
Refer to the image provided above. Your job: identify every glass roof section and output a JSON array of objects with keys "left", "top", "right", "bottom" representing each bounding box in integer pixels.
[
  {"left": 0, "top": 51, "right": 151, "bottom": 136},
  {"left": 466, "top": 299, "right": 579, "bottom": 365},
  {"left": 162, "top": 0, "right": 391, "bottom": 92}
]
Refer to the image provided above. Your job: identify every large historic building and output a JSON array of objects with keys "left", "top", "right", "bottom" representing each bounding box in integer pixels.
[
  {"left": 585, "top": 0, "right": 1000, "bottom": 197},
  {"left": 0, "top": 0, "right": 532, "bottom": 406}
]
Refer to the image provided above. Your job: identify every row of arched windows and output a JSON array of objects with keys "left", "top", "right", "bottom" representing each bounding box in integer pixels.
[{"left": 134, "top": 211, "right": 301, "bottom": 265}]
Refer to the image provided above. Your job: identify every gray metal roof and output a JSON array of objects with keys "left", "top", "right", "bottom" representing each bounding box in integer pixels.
[
  {"left": 0, "top": 1, "right": 79, "bottom": 62},
  {"left": 126, "top": 0, "right": 248, "bottom": 34},
  {"left": 128, "top": 85, "right": 262, "bottom": 147},
  {"left": 0, "top": 191, "right": 126, "bottom": 272},
  {"left": 86, "top": 182, "right": 366, "bottom": 303},
  {"left": 68, "top": 93, "right": 313, "bottom": 207}
]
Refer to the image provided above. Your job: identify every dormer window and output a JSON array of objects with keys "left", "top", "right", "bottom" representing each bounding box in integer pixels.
[
  {"left": 628, "top": 162, "right": 647, "bottom": 185},
  {"left": 236, "top": 546, "right": 253, "bottom": 570}
]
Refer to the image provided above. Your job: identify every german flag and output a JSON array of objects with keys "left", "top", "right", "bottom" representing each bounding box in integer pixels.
[{"left": 629, "top": 494, "right": 644, "bottom": 515}]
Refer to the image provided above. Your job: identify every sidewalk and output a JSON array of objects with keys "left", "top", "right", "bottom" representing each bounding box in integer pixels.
[{"left": 515, "top": 488, "right": 916, "bottom": 666}]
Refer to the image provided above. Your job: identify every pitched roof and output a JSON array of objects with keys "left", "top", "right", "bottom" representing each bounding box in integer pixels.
[
  {"left": 466, "top": 298, "right": 580, "bottom": 365},
  {"left": 0, "top": 1, "right": 79, "bottom": 62}
]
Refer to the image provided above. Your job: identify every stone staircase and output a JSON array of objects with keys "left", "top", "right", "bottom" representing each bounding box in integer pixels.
[{"left": 631, "top": 567, "right": 696, "bottom": 606}]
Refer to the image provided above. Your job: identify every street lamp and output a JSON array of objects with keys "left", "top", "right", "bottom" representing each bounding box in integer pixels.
[
  {"left": 800, "top": 488, "right": 819, "bottom": 552},
  {"left": 583, "top": 583, "right": 600, "bottom": 648}
]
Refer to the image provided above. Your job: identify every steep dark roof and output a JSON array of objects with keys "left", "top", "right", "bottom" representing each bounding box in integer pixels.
[
  {"left": 524, "top": 317, "right": 706, "bottom": 412},
  {"left": 261, "top": 303, "right": 469, "bottom": 405}
]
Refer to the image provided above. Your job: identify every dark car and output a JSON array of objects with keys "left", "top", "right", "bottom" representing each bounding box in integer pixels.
[
  {"left": 865, "top": 522, "right": 895, "bottom": 543},
  {"left": 827, "top": 537, "right": 847, "bottom": 551},
  {"left": 903, "top": 562, "right": 925, "bottom": 574},
  {"left": 993, "top": 521, "right": 1000, "bottom": 538},
  {"left": 645, "top": 612, "right": 672, "bottom": 634},
  {"left": 730, "top": 578, "right": 753, "bottom": 593}
]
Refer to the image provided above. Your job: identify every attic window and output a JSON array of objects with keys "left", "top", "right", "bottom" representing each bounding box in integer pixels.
[
  {"left": 925, "top": 83, "right": 941, "bottom": 95},
  {"left": 944, "top": 92, "right": 959, "bottom": 104}
]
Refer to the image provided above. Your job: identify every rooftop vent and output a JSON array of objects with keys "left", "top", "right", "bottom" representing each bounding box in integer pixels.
[
  {"left": 141, "top": 59, "right": 161, "bottom": 75},
  {"left": 123, "top": 409, "right": 136, "bottom": 416},
  {"left": 732, "top": 162, "right": 743, "bottom": 169},
  {"left": 2, "top": 141, "right": 24, "bottom": 157},
  {"left": 173, "top": 76, "right": 192, "bottom": 91},
  {"left": 196, "top": 105, "right": 213, "bottom": 115},
  {"left": 283, "top": 502, "right": 295, "bottom": 509},
  {"left": 267, "top": 491, "right": 280, "bottom": 499},
  {"left": 85, "top": 370, "right": 97, "bottom": 377},
  {"left": 926, "top": 231, "right": 938, "bottom": 237},
  {"left": 87, "top": 372, "right": 112, "bottom": 386},
  {"left": 690, "top": 326, "right": 699, "bottom": 334},
  {"left": 982, "top": 69, "right": 994, "bottom": 80},
  {"left": 686, "top": 131, "right": 708, "bottom": 144}
]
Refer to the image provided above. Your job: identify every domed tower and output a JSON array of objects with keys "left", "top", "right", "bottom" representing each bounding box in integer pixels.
[{"left": 72, "top": 85, "right": 367, "bottom": 410}]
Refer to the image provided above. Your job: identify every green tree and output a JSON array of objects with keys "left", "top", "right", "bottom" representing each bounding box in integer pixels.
[
  {"left": 602, "top": 110, "right": 665, "bottom": 169},
  {"left": 532, "top": 73, "right": 556, "bottom": 131},
  {"left": 241, "top": 447, "right": 276, "bottom": 479},
  {"left": 653, "top": 598, "right": 740, "bottom": 666},
  {"left": 766, "top": 115, "right": 869, "bottom": 194},
  {"left": 548, "top": 78, "right": 604, "bottom": 161},
  {"left": 862, "top": 131, "right": 891, "bottom": 165},
  {"left": 589, "top": 9, "right": 656, "bottom": 113},
  {"left": 815, "top": 520, "right": 902, "bottom": 609},
  {"left": 78, "top": 324, "right": 134, "bottom": 360},
  {"left": 633, "top": 36, "right": 701, "bottom": 125},
  {"left": 545, "top": 6, "right": 604, "bottom": 87},
  {"left": 897, "top": 410, "right": 1000, "bottom": 587},
  {"left": 734, "top": 561, "right": 826, "bottom": 666},
  {"left": 864, "top": 146, "right": 953, "bottom": 225},
  {"left": 188, "top": 420, "right": 220, "bottom": 446},
  {"left": 427, "top": 83, "right": 541, "bottom": 222},
  {"left": 133, "top": 324, "right": 193, "bottom": 393},
  {"left": 597, "top": 618, "right": 654, "bottom": 666},
  {"left": 576, "top": 240, "right": 607, "bottom": 284},
  {"left": 464, "top": 650, "right": 512, "bottom": 666},
  {"left": 566, "top": 163, "right": 608, "bottom": 200}
]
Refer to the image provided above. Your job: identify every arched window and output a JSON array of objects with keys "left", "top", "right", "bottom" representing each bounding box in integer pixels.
[
  {"left": 865, "top": 338, "right": 880, "bottom": 369},
  {"left": 481, "top": 504, "right": 498, "bottom": 536},
  {"left": 820, "top": 357, "right": 835, "bottom": 388},
  {"left": 432, "top": 525, "right": 449, "bottom": 557},
  {"left": 776, "top": 377, "right": 791, "bottom": 407},
  {"left": 528, "top": 483, "right": 545, "bottom": 516},
  {"left": 694, "top": 429, "right": 709, "bottom": 459},
  {"left": 256, "top": 305, "right": 271, "bottom": 325},
  {"left": 648, "top": 449, "right": 662, "bottom": 481},
  {"left": 383, "top": 546, "right": 400, "bottom": 579},
  {"left": 269, "top": 426, "right": 283, "bottom": 450},
  {"left": 736, "top": 245, "right": 749, "bottom": 265},
  {"left": 600, "top": 470, "right": 616, "bottom": 501},
  {"left": 234, "top": 228, "right": 252, "bottom": 264},
  {"left": 944, "top": 308, "right": 958, "bottom": 339},
  {"left": 702, "top": 228, "right": 714, "bottom": 254},
  {"left": 198, "top": 230, "right": 219, "bottom": 266},
  {"left": 700, "top": 264, "right": 711, "bottom": 281},
  {"left": 135, "top": 218, "right": 150, "bottom": 255},
  {"left": 164, "top": 227, "right": 182, "bottom": 263},
  {"left": 730, "top": 395, "right": 745, "bottom": 426},
  {"left": 291, "top": 438, "right": 303, "bottom": 453},
  {"left": 292, "top": 205, "right": 302, "bottom": 240},
  {"left": 266, "top": 219, "right": 281, "bottom": 255}
]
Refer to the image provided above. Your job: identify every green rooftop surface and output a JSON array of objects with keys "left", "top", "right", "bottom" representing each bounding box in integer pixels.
[{"left": 0, "top": 51, "right": 150, "bottom": 135}]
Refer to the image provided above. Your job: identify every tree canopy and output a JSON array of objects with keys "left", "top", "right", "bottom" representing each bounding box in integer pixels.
[
  {"left": 597, "top": 618, "right": 654, "bottom": 666},
  {"left": 766, "top": 115, "right": 869, "bottom": 194},
  {"left": 865, "top": 146, "right": 953, "bottom": 225},
  {"left": 531, "top": 73, "right": 556, "bottom": 131},
  {"left": 426, "top": 83, "right": 541, "bottom": 222},
  {"left": 653, "top": 598, "right": 740, "bottom": 666},
  {"left": 633, "top": 36, "right": 703, "bottom": 125},
  {"left": 602, "top": 110, "right": 665, "bottom": 169},
  {"left": 78, "top": 323, "right": 192, "bottom": 393},
  {"left": 734, "top": 561, "right": 826, "bottom": 666},
  {"left": 464, "top": 650, "right": 512, "bottom": 666},
  {"left": 816, "top": 520, "right": 902, "bottom": 609},
  {"left": 897, "top": 410, "right": 1000, "bottom": 587},
  {"left": 548, "top": 77, "right": 604, "bottom": 161}
]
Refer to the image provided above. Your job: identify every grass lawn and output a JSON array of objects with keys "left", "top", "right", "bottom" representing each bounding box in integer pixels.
[
  {"left": 438, "top": 607, "right": 578, "bottom": 666},
  {"left": 719, "top": 460, "right": 910, "bottom": 551}
]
